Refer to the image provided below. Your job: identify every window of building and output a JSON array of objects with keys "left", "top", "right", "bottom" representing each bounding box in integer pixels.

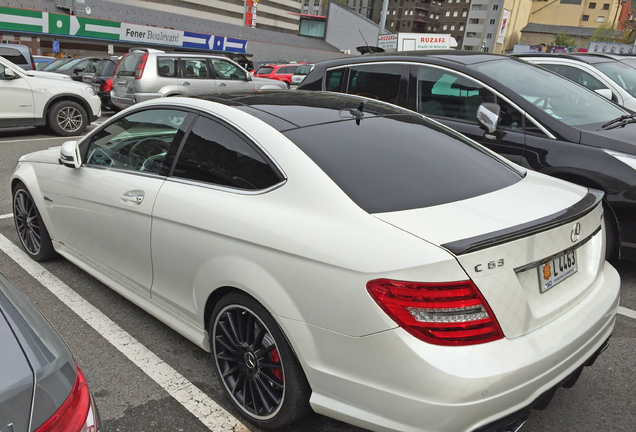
[
  {"left": 489, "top": 19, "right": 496, "bottom": 24},
  {"left": 465, "top": 45, "right": 474, "bottom": 50},
  {"left": 445, "top": 10, "right": 450, "bottom": 16},
  {"left": 467, "top": 32, "right": 476, "bottom": 37},
  {"left": 460, "top": 24, "right": 465, "bottom": 30},
  {"left": 469, "top": 18, "right": 479, "bottom": 24},
  {"left": 560, "top": 0, "right": 582, "bottom": 3},
  {"left": 493, "top": 5, "right": 499, "bottom": 10},
  {"left": 443, "top": 24, "right": 448, "bottom": 30},
  {"left": 453, "top": 11, "right": 458, "bottom": 16},
  {"left": 597, "top": 16, "right": 605, "bottom": 22},
  {"left": 486, "top": 33, "right": 492, "bottom": 38},
  {"left": 451, "top": 24, "right": 456, "bottom": 30},
  {"left": 472, "top": 4, "right": 482, "bottom": 9},
  {"left": 462, "top": 10, "right": 467, "bottom": 17},
  {"left": 603, "top": 3, "right": 610, "bottom": 9},
  {"left": 430, "top": 13, "right": 434, "bottom": 18},
  {"left": 589, "top": 2, "right": 596, "bottom": 8},
  {"left": 483, "top": 47, "right": 489, "bottom": 52}
]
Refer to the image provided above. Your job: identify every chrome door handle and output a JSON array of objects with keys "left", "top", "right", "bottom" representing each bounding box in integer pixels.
[
  {"left": 219, "top": 82, "right": 227, "bottom": 87},
  {"left": 180, "top": 81, "right": 191, "bottom": 86},
  {"left": 121, "top": 192, "right": 144, "bottom": 204}
]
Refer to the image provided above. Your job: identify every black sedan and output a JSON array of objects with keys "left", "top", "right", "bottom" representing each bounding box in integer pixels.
[{"left": 299, "top": 51, "right": 636, "bottom": 261}]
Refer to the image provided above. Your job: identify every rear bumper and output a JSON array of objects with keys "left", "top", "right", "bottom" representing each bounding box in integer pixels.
[
  {"left": 278, "top": 262, "right": 620, "bottom": 432},
  {"left": 110, "top": 92, "right": 161, "bottom": 109},
  {"left": 473, "top": 334, "right": 611, "bottom": 432}
]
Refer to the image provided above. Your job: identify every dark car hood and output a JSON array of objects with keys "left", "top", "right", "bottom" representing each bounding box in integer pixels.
[{"left": 580, "top": 123, "right": 636, "bottom": 154}]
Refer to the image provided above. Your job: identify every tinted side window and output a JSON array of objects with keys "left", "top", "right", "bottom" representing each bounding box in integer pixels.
[
  {"left": 277, "top": 66, "right": 299, "bottom": 74},
  {"left": 325, "top": 68, "right": 346, "bottom": 91},
  {"left": 541, "top": 64, "right": 607, "bottom": 91},
  {"left": 158, "top": 57, "right": 178, "bottom": 77},
  {"left": 84, "top": 109, "right": 187, "bottom": 173},
  {"left": 173, "top": 116, "right": 282, "bottom": 190},
  {"left": 346, "top": 63, "right": 402, "bottom": 103}
]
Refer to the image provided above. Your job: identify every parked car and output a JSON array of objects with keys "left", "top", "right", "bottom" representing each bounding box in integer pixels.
[
  {"left": 0, "top": 271, "right": 101, "bottom": 432},
  {"left": 516, "top": 52, "right": 636, "bottom": 110},
  {"left": 33, "top": 54, "right": 56, "bottom": 70},
  {"left": 0, "top": 43, "right": 35, "bottom": 70},
  {"left": 0, "top": 55, "right": 101, "bottom": 136},
  {"left": 110, "top": 48, "right": 286, "bottom": 110},
  {"left": 290, "top": 63, "right": 314, "bottom": 86},
  {"left": 43, "top": 56, "right": 107, "bottom": 82},
  {"left": 299, "top": 51, "right": 636, "bottom": 261},
  {"left": 253, "top": 63, "right": 303, "bottom": 87},
  {"left": 12, "top": 91, "right": 619, "bottom": 432},
  {"left": 83, "top": 56, "right": 120, "bottom": 111}
]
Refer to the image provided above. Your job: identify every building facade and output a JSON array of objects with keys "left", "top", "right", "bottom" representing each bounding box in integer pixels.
[
  {"left": 529, "top": 0, "right": 621, "bottom": 28},
  {"left": 371, "top": 0, "right": 445, "bottom": 33}
]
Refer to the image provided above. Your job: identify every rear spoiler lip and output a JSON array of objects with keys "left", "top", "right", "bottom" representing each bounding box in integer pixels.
[{"left": 441, "top": 189, "right": 604, "bottom": 256}]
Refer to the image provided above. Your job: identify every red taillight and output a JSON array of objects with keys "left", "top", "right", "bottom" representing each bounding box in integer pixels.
[
  {"left": 367, "top": 279, "right": 503, "bottom": 346},
  {"left": 101, "top": 78, "right": 113, "bottom": 92},
  {"left": 134, "top": 53, "right": 148, "bottom": 80},
  {"left": 35, "top": 364, "right": 98, "bottom": 432}
]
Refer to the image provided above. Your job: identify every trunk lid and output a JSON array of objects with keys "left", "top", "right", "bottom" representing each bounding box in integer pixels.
[{"left": 374, "top": 172, "right": 606, "bottom": 338}]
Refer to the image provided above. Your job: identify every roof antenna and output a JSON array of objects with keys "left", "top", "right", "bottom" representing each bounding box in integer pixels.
[{"left": 359, "top": 29, "right": 371, "bottom": 54}]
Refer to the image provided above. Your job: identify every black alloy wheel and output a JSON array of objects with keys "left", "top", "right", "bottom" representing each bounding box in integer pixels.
[
  {"left": 210, "top": 293, "right": 311, "bottom": 429},
  {"left": 13, "top": 183, "right": 57, "bottom": 261}
]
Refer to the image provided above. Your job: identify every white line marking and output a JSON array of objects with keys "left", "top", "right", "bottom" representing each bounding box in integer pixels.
[
  {"left": 0, "top": 214, "right": 12, "bottom": 220},
  {"left": 618, "top": 306, "right": 636, "bottom": 320},
  {"left": 0, "top": 233, "right": 240, "bottom": 431},
  {"left": 0, "top": 136, "right": 73, "bottom": 144}
]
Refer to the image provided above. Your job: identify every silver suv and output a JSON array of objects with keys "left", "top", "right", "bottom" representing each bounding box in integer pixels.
[{"left": 111, "top": 48, "right": 286, "bottom": 110}]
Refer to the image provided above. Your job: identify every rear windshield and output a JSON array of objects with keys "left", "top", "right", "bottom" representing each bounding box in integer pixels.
[
  {"left": 283, "top": 115, "right": 522, "bottom": 213},
  {"left": 256, "top": 67, "right": 274, "bottom": 74},
  {"left": 115, "top": 53, "right": 145, "bottom": 77}
]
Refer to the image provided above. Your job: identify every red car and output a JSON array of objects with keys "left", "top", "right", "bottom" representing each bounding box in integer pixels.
[{"left": 253, "top": 63, "right": 303, "bottom": 87}]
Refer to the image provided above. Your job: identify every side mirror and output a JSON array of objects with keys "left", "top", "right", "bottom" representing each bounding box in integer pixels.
[
  {"left": 3, "top": 67, "right": 18, "bottom": 80},
  {"left": 59, "top": 140, "right": 81, "bottom": 169},
  {"left": 594, "top": 88, "right": 613, "bottom": 100},
  {"left": 476, "top": 102, "right": 501, "bottom": 138},
  {"left": 73, "top": 67, "right": 85, "bottom": 74}
]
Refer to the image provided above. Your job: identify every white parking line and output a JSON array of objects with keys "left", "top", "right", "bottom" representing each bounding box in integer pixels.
[{"left": 0, "top": 232, "right": 240, "bottom": 431}]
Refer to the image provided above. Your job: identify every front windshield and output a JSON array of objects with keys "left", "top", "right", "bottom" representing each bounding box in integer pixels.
[
  {"left": 54, "top": 58, "right": 84, "bottom": 71},
  {"left": 594, "top": 61, "right": 636, "bottom": 97},
  {"left": 473, "top": 59, "right": 626, "bottom": 127}
]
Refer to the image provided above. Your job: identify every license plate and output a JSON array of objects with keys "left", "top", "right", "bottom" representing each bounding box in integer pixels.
[{"left": 538, "top": 250, "right": 577, "bottom": 293}]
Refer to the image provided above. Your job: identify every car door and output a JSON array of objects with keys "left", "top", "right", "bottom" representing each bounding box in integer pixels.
[
  {"left": 178, "top": 57, "right": 217, "bottom": 95},
  {"left": 47, "top": 108, "right": 191, "bottom": 296},
  {"left": 149, "top": 113, "right": 284, "bottom": 321},
  {"left": 208, "top": 58, "right": 253, "bottom": 91},
  {"left": 409, "top": 64, "right": 527, "bottom": 164},
  {"left": 0, "top": 62, "right": 34, "bottom": 122}
]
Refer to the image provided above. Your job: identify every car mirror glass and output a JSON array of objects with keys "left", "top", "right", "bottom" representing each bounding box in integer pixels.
[
  {"left": 59, "top": 140, "right": 82, "bottom": 169},
  {"left": 476, "top": 102, "right": 501, "bottom": 134}
]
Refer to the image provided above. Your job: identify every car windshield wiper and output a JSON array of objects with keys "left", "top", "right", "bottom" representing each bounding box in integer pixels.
[{"left": 601, "top": 113, "right": 636, "bottom": 129}]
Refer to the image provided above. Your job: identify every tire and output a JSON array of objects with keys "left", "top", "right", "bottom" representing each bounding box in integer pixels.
[
  {"left": 210, "top": 292, "right": 311, "bottom": 429},
  {"left": 13, "top": 183, "right": 58, "bottom": 261},
  {"left": 47, "top": 100, "right": 88, "bottom": 136}
]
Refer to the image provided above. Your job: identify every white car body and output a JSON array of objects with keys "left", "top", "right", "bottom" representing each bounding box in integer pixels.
[
  {"left": 0, "top": 56, "right": 101, "bottom": 135},
  {"left": 521, "top": 56, "right": 636, "bottom": 111},
  {"left": 11, "top": 94, "right": 620, "bottom": 432}
]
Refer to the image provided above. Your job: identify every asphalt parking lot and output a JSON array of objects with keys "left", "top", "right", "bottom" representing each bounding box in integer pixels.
[{"left": 1, "top": 115, "right": 635, "bottom": 432}]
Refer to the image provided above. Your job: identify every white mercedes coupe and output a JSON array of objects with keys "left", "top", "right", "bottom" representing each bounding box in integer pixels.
[{"left": 11, "top": 91, "right": 620, "bottom": 432}]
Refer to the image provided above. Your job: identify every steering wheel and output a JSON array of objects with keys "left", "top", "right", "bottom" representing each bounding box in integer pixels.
[
  {"left": 140, "top": 152, "right": 166, "bottom": 173},
  {"left": 129, "top": 138, "right": 169, "bottom": 168}
]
